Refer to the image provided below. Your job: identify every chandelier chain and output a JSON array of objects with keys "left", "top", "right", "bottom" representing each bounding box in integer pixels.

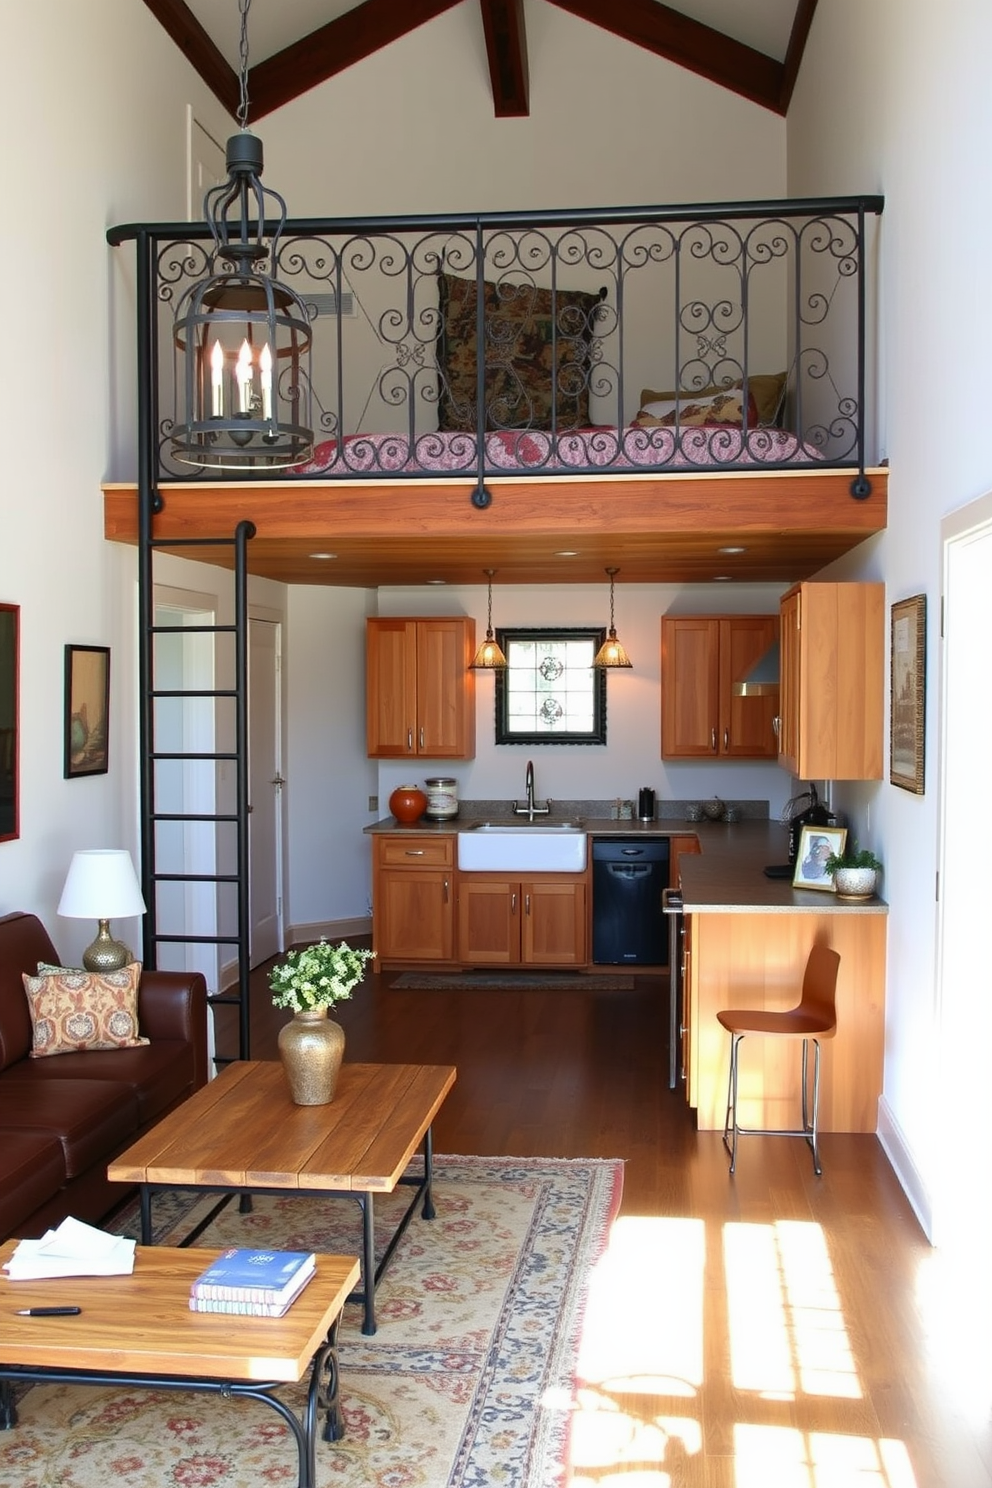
[{"left": 237, "top": 0, "right": 252, "bottom": 130}]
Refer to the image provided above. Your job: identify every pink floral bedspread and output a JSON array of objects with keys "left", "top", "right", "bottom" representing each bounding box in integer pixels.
[{"left": 290, "top": 425, "right": 822, "bottom": 477}]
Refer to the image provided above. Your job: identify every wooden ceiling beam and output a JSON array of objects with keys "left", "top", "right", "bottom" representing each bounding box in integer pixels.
[
  {"left": 141, "top": 0, "right": 239, "bottom": 116},
  {"left": 247, "top": 0, "right": 464, "bottom": 119},
  {"left": 545, "top": 0, "right": 786, "bottom": 115},
  {"left": 779, "top": 0, "right": 818, "bottom": 112},
  {"left": 479, "top": 0, "right": 530, "bottom": 117}
]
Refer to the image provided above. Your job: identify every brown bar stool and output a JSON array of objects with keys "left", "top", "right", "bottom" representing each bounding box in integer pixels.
[{"left": 717, "top": 944, "right": 840, "bottom": 1176}]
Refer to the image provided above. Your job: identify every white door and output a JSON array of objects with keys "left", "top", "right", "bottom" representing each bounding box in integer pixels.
[
  {"left": 935, "top": 493, "right": 992, "bottom": 1248},
  {"left": 249, "top": 616, "right": 284, "bottom": 967}
]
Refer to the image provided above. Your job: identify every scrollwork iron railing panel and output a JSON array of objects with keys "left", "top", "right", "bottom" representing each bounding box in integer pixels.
[{"left": 114, "top": 197, "right": 882, "bottom": 485}]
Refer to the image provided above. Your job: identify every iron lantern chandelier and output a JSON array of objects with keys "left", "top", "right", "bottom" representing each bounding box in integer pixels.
[{"left": 171, "top": 0, "right": 313, "bottom": 470}]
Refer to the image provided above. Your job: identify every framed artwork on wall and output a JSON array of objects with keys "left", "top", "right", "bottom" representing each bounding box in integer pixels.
[
  {"left": 890, "top": 594, "right": 926, "bottom": 795},
  {"left": 64, "top": 645, "right": 110, "bottom": 778}
]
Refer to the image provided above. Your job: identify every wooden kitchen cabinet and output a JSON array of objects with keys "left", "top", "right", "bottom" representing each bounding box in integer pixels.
[
  {"left": 366, "top": 617, "right": 476, "bottom": 759},
  {"left": 458, "top": 875, "right": 588, "bottom": 967},
  {"left": 373, "top": 835, "right": 455, "bottom": 963},
  {"left": 661, "top": 615, "right": 779, "bottom": 759},
  {"left": 778, "top": 582, "right": 884, "bottom": 780}
]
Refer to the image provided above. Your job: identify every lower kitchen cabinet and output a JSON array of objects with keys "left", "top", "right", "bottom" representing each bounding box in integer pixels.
[
  {"left": 458, "top": 876, "right": 588, "bottom": 967},
  {"left": 373, "top": 836, "right": 455, "bottom": 963}
]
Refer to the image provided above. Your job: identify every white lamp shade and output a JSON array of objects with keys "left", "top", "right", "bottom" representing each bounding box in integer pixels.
[{"left": 58, "top": 849, "right": 146, "bottom": 919}]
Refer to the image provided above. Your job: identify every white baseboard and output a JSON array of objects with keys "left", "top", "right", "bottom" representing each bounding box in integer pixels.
[
  {"left": 877, "top": 1095, "right": 934, "bottom": 1242},
  {"left": 217, "top": 917, "right": 373, "bottom": 993}
]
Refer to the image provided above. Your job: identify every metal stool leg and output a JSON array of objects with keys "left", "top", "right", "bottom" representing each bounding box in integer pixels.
[{"left": 722, "top": 1033, "right": 743, "bottom": 1174}]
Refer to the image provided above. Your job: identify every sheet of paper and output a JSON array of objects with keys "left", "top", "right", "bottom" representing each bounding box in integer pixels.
[{"left": 2, "top": 1218, "right": 136, "bottom": 1280}]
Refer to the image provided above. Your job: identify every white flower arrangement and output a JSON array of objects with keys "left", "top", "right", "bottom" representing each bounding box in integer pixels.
[{"left": 268, "top": 939, "right": 375, "bottom": 1014}]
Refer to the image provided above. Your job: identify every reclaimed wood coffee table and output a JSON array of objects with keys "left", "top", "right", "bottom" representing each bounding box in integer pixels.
[
  {"left": 0, "top": 1242, "right": 359, "bottom": 1488},
  {"left": 108, "top": 1060, "right": 457, "bottom": 1335}
]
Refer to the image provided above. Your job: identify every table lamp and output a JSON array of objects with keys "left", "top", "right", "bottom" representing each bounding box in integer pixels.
[{"left": 57, "top": 849, "right": 146, "bottom": 972}]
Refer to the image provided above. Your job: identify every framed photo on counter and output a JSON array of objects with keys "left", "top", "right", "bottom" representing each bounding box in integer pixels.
[{"left": 793, "top": 825, "right": 847, "bottom": 891}]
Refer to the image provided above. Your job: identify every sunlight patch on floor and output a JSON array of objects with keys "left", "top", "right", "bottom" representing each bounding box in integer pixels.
[
  {"left": 563, "top": 1214, "right": 916, "bottom": 1487},
  {"left": 725, "top": 1220, "right": 861, "bottom": 1399}
]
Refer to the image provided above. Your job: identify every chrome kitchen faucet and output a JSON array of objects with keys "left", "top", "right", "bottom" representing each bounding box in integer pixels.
[{"left": 512, "top": 760, "right": 552, "bottom": 821}]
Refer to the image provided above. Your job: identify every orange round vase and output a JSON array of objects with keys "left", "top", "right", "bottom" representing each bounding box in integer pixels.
[{"left": 389, "top": 784, "right": 428, "bottom": 824}]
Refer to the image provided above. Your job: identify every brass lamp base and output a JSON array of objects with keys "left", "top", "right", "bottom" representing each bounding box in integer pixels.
[{"left": 82, "top": 919, "right": 133, "bottom": 973}]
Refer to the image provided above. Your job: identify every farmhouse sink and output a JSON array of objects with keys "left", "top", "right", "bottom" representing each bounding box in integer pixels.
[{"left": 457, "top": 823, "right": 587, "bottom": 872}]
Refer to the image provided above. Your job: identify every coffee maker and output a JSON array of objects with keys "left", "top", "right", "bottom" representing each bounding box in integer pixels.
[{"left": 783, "top": 783, "right": 831, "bottom": 863}]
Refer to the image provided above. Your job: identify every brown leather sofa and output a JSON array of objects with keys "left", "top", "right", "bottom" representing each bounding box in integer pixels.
[{"left": 0, "top": 909, "right": 208, "bottom": 1239}]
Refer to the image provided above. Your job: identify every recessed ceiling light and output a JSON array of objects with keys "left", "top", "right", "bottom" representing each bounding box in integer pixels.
[
  {"left": 554, "top": 550, "right": 580, "bottom": 557},
  {"left": 718, "top": 546, "right": 746, "bottom": 555},
  {"left": 309, "top": 552, "right": 337, "bottom": 560},
  {"left": 712, "top": 575, "right": 732, "bottom": 582},
  {"left": 427, "top": 578, "right": 446, "bottom": 585}
]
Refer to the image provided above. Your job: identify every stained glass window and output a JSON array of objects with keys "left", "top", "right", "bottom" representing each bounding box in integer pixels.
[{"left": 494, "top": 628, "right": 607, "bottom": 744}]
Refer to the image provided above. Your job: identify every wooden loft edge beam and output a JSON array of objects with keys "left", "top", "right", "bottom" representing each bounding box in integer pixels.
[
  {"left": 779, "top": 0, "right": 818, "bottom": 112},
  {"left": 248, "top": 0, "right": 464, "bottom": 119},
  {"left": 480, "top": 0, "right": 530, "bottom": 117},
  {"left": 141, "top": 0, "right": 239, "bottom": 116},
  {"left": 546, "top": 0, "right": 785, "bottom": 115},
  {"left": 103, "top": 467, "right": 887, "bottom": 545}
]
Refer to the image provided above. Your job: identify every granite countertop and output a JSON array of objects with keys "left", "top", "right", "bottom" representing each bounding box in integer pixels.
[{"left": 364, "top": 811, "right": 887, "bottom": 915}]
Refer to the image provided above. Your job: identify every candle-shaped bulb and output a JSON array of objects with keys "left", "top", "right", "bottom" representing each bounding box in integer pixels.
[
  {"left": 235, "top": 340, "right": 253, "bottom": 415},
  {"left": 210, "top": 340, "right": 224, "bottom": 418},
  {"left": 259, "top": 343, "right": 273, "bottom": 421}
]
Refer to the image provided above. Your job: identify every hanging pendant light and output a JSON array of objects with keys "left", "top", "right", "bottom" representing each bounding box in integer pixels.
[
  {"left": 470, "top": 569, "right": 508, "bottom": 669},
  {"left": 593, "top": 567, "right": 633, "bottom": 668},
  {"left": 171, "top": 0, "right": 313, "bottom": 470}
]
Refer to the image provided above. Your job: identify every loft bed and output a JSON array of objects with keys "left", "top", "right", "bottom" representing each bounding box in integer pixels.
[{"left": 104, "top": 196, "right": 887, "bottom": 582}]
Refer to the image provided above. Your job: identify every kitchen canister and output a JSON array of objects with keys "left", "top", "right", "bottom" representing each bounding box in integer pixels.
[
  {"left": 389, "top": 784, "right": 428, "bottom": 824},
  {"left": 424, "top": 776, "right": 459, "bottom": 821}
]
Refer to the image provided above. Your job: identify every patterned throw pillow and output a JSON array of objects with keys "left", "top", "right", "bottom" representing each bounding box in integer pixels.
[
  {"left": 21, "top": 963, "right": 149, "bottom": 1058},
  {"left": 437, "top": 271, "right": 602, "bottom": 433},
  {"left": 634, "top": 388, "right": 757, "bottom": 428}
]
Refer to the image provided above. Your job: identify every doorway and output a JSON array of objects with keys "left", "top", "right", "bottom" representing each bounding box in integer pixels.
[
  {"left": 935, "top": 491, "right": 992, "bottom": 1247},
  {"left": 248, "top": 614, "right": 284, "bottom": 967}
]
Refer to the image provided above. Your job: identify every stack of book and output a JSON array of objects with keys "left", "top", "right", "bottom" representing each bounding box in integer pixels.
[{"left": 189, "top": 1248, "right": 316, "bottom": 1317}]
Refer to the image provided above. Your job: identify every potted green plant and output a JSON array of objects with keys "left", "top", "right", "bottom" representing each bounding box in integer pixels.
[
  {"left": 269, "top": 940, "right": 375, "bottom": 1105},
  {"left": 823, "top": 846, "right": 882, "bottom": 901}
]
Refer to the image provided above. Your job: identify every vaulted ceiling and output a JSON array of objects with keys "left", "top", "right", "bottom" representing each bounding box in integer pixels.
[{"left": 143, "top": 0, "right": 817, "bottom": 122}]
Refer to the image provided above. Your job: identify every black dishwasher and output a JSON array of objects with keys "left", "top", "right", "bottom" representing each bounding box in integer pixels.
[{"left": 592, "top": 837, "right": 670, "bottom": 965}]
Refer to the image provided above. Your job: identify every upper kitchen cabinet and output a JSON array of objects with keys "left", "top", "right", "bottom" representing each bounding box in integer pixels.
[
  {"left": 778, "top": 582, "right": 884, "bottom": 780},
  {"left": 661, "top": 615, "right": 779, "bottom": 759},
  {"left": 366, "top": 617, "right": 476, "bottom": 759}
]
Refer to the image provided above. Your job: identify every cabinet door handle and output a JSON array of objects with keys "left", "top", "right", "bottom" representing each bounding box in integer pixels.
[
  {"left": 443, "top": 878, "right": 449, "bottom": 903},
  {"left": 407, "top": 728, "right": 413, "bottom": 751},
  {"left": 404, "top": 849, "right": 425, "bottom": 856},
  {"left": 511, "top": 892, "right": 517, "bottom": 914},
  {"left": 419, "top": 727, "right": 425, "bottom": 749},
  {"left": 525, "top": 893, "right": 531, "bottom": 915},
  {"left": 724, "top": 728, "right": 729, "bottom": 750},
  {"left": 772, "top": 715, "right": 781, "bottom": 738},
  {"left": 711, "top": 727, "right": 717, "bottom": 752}
]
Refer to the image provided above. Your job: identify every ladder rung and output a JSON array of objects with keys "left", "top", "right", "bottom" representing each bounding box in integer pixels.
[
  {"left": 149, "top": 535, "right": 239, "bottom": 549},
  {"left": 151, "top": 689, "right": 237, "bottom": 699},
  {"left": 208, "top": 994, "right": 243, "bottom": 1006},
  {"left": 151, "top": 624, "right": 238, "bottom": 635},
  {"left": 153, "top": 933, "right": 242, "bottom": 946},
  {"left": 152, "top": 873, "right": 240, "bottom": 883},
  {"left": 151, "top": 812, "right": 240, "bottom": 822},
  {"left": 149, "top": 752, "right": 239, "bottom": 761}
]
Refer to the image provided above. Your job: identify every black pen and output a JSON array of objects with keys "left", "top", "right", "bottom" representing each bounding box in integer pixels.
[{"left": 15, "top": 1306, "right": 82, "bottom": 1316}]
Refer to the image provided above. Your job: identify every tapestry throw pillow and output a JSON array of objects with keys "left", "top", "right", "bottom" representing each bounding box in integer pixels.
[
  {"left": 22, "top": 963, "right": 148, "bottom": 1058},
  {"left": 634, "top": 387, "right": 757, "bottom": 428},
  {"left": 437, "top": 271, "right": 602, "bottom": 433},
  {"left": 638, "top": 370, "right": 787, "bottom": 428}
]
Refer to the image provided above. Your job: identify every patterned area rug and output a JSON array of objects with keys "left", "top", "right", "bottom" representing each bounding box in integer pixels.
[
  {"left": 391, "top": 972, "right": 636, "bottom": 991},
  {"left": 0, "top": 1155, "right": 623, "bottom": 1488}
]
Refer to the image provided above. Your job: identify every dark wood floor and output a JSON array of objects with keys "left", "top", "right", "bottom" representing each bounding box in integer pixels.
[{"left": 214, "top": 952, "right": 991, "bottom": 1488}]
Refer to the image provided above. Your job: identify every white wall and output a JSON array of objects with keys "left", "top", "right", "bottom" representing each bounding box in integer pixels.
[
  {"left": 373, "top": 581, "right": 792, "bottom": 817},
  {"left": 0, "top": 1, "right": 231, "bottom": 945},
  {"left": 786, "top": 0, "right": 992, "bottom": 1232}
]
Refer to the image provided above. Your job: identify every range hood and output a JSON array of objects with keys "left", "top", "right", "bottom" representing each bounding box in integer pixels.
[{"left": 732, "top": 641, "right": 780, "bottom": 696}]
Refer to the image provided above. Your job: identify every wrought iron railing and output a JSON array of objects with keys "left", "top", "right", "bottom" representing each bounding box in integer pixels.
[{"left": 110, "top": 195, "right": 884, "bottom": 502}]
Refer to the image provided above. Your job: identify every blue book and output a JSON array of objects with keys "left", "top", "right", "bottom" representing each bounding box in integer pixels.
[{"left": 190, "top": 1248, "right": 316, "bottom": 1304}]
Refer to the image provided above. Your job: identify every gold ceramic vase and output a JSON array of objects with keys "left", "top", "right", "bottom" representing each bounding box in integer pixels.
[{"left": 277, "top": 1008, "right": 345, "bottom": 1105}]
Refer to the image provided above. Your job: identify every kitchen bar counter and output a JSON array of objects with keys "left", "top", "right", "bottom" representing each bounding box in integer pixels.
[{"left": 364, "top": 815, "right": 886, "bottom": 915}]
